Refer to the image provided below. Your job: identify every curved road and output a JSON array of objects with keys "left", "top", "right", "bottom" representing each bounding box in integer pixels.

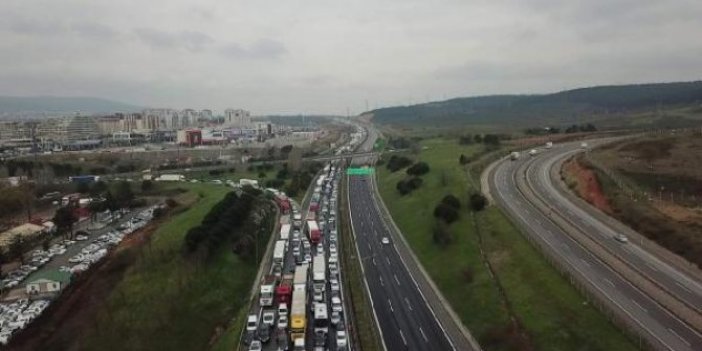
[{"left": 487, "top": 140, "right": 702, "bottom": 351}]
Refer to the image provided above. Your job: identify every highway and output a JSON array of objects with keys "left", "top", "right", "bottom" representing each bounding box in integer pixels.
[
  {"left": 487, "top": 141, "right": 702, "bottom": 351},
  {"left": 345, "top": 123, "right": 474, "bottom": 351},
  {"left": 348, "top": 175, "right": 454, "bottom": 350}
]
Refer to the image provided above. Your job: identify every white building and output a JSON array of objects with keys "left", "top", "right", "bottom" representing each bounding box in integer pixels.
[{"left": 224, "top": 108, "right": 251, "bottom": 127}]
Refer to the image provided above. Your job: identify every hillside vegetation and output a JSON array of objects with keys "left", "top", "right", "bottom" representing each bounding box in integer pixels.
[{"left": 369, "top": 81, "right": 702, "bottom": 128}]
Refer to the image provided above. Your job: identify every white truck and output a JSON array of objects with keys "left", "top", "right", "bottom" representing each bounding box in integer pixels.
[
  {"left": 545, "top": 141, "right": 553, "bottom": 149},
  {"left": 280, "top": 224, "right": 291, "bottom": 241},
  {"left": 313, "top": 254, "right": 326, "bottom": 294},
  {"left": 273, "top": 240, "right": 286, "bottom": 264},
  {"left": 510, "top": 151, "right": 520, "bottom": 160},
  {"left": 259, "top": 275, "right": 276, "bottom": 307},
  {"left": 156, "top": 174, "right": 185, "bottom": 182},
  {"left": 529, "top": 149, "right": 538, "bottom": 156}
]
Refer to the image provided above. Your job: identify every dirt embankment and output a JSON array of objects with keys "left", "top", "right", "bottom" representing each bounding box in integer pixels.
[
  {"left": 562, "top": 157, "right": 613, "bottom": 214},
  {"left": 6, "top": 209, "right": 182, "bottom": 351}
]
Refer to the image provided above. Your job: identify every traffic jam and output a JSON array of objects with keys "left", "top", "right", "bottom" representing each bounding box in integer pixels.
[{"left": 244, "top": 162, "right": 348, "bottom": 351}]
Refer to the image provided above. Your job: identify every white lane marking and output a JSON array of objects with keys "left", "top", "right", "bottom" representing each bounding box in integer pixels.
[
  {"left": 579, "top": 258, "right": 591, "bottom": 267},
  {"left": 405, "top": 297, "right": 412, "bottom": 311},
  {"left": 645, "top": 262, "right": 660, "bottom": 272},
  {"left": 675, "top": 281, "right": 693, "bottom": 294},
  {"left": 388, "top": 299, "right": 394, "bottom": 313},
  {"left": 379, "top": 276, "right": 384, "bottom": 286},
  {"left": 419, "top": 326, "right": 428, "bottom": 342},
  {"left": 603, "top": 278, "right": 615, "bottom": 287},
  {"left": 386, "top": 257, "right": 391, "bottom": 265},
  {"left": 631, "top": 299, "right": 648, "bottom": 313},
  {"left": 367, "top": 242, "right": 372, "bottom": 251},
  {"left": 399, "top": 329, "right": 407, "bottom": 346},
  {"left": 668, "top": 328, "right": 691, "bottom": 347},
  {"left": 372, "top": 257, "right": 376, "bottom": 266},
  {"left": 394, "top": 274, "right": 401, "bottom": 286}
]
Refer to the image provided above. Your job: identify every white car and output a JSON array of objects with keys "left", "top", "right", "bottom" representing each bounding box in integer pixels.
[
  {"left": 277, "top": 314, "right": 288, "bottom": 329},
  {"left": 278, "top": 303, "right": 288, "bottom": 317},
  {"left": 314, "top": 290, "right": 323, "bottom": 302},
  {"left": 614, "top": 234, "right": 628, "bottom": 243},
  {"left": 246, "top": 314, "right": 258, "bottom": 332},
  {"left": 381, "top": 237, "right": 390, "bottom": 245},
  {"left": 329, "top": 244, "right": 337, "bottom": 255},
  {"left": 330, "top": 279, "right": 340, "bottom": 292},
  {"left": 329, "top": 263, "right": 338, "bottom": 276},
  {"left": 75, "top": 235, "right": 88, "bottom": 241},
  {"left": 331, "top": 297, "right": 342, "bottom": 313},
  {"left": 331, "top": 310, "right": 341, "bottom": 326},
  {"left": 336, "top": 330, "right": 348, "bottom": 349}
]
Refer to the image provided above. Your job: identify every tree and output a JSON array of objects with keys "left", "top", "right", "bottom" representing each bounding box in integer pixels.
[
  {"left": 386, "top": 156, "right": 413, "bottom": 172},
  {"left": 441, "top": 194, "right": 461, "bottom": 210},
  {"left": 53, "top": 206, "right": 78, "bottom": 238},
  {"left": 432, "top": 220, "right": 452, "bottom": 246},
  {"left": 458, "top": 135, "right": 473, "bottom": 145},
  {"left": 433, "top": 203, "right": 459, "bottom": 224},
  {"left": 9, "top": 235, "right": 25, "bottom": 264},
  {"left": 141, "top": 180, "right": 154, "bottom": 192},
  {"left": 469, "top": 193, "right": 487, "bottom": 212},
  {"left": 280, "top": 145, "right": 293, "bottom": 155},
  {"left": 483, "top": 134, "right": 500, "bottom": 147},
  {"left": 114, "top": 181, "right": 134, "bottom": 208},
  {"left": 76, "top": 181, "right": 90, "bottom": 194},
  {"left": 91, "top": 180, "right": 108, "bottom": 196},
  {"left": 406, "top": 162, "right": 430, "bottom": 176},
  {"left": 459, "top": 154, "right": 471, "bottom": 165},
  {"left": 474, "top": 134, "right": 483, "bottom": 143}
]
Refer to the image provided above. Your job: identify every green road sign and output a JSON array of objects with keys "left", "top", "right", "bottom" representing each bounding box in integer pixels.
[{"left": 346, "top": 167, "right": 374, "bottom": 175}]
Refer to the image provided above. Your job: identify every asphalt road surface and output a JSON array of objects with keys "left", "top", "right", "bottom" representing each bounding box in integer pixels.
[
  {"left": 527, "top": 146, "right": 702, "bottom": 311},
  {"left": 488, "top": 141, "right": 702, "bottom": 351},
  {"left": 348, "top": 175, "right": 454, "bottom": 351}
]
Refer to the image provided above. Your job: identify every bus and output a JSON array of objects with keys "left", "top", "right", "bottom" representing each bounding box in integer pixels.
[{"left": 312, "top": 254, "right": 326, "bottom": 295}]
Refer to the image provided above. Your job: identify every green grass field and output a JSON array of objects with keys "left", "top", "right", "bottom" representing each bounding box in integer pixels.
[
  {"left": 376, "top": 138, "right": 637, "bottom": 351},
  {"left": 80, "top": 183, "right": 266, "bottom": 351}
]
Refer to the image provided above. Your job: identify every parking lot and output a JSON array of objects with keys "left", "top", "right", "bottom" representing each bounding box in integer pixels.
[{"left": 0, "top": 205, "right": 161, "bottom": 345}]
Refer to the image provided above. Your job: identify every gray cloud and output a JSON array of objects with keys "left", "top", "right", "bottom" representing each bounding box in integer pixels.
[
  {"left": 219, "top": 39, "right": 287, "bottom": 60},
  {"left": 134, "top": 28, "right": 214, "bottom": 51},
  {"left": 7, "top": 17, "right": 64, "bottom": 36},
  {"left": 0, "top": 0, "right": 701, "bottom": 115},
  {"left": 70, "top": 22, "right": 119, "bottom": 40}
]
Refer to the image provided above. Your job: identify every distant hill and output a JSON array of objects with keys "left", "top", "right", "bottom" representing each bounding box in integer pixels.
[
  {"left": 368, "top": 81, "right": 702, "bottom": 128},
  {"left": 0, "top": 96, "right": 142, "bottom": 118}
]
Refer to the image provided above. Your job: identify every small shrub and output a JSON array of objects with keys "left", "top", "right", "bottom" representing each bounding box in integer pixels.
[
  {"left": 433, "top": 203, "right": 459, "bottom": 224},
  {"left": 469, "top": 193, "right": 487, "bottom": 212},
  {"left": 406, "top": 162, "right": 430, "bottom": 176},
  {"left": 441, "top": 194, "right": 461, "bottom": 210}
]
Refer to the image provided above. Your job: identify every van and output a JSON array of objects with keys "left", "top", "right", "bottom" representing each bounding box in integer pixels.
[{"left": 246, "top": 314, "right": 258, "bottom": 332}]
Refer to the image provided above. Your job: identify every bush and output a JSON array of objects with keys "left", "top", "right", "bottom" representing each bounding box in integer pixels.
[
  {"left": 386, "top": 155, "right": 413, "bottom": 172},
  {"left": 459, "top": 154, "right": 471, "bottom": 165},
  {"left": 406, "top": 162, "right": 430, "bottom": 176},
  {"left": 459, "top": 135, "right": 474, "bottom": 145},
  {"left": 433, "top": 203, "right": 459, "bottom": 224},
  {"left": 396, "top": 177, "right": 423, "bottom": 195},
  {"left": 469, "top": 193, "right": 487, "bottom": 212},
  {"left": 432, "top": 220, "right": 452, "bottom": 246},
  {"left": 441, "top": 194, "right": 461, "bottom": 210}
]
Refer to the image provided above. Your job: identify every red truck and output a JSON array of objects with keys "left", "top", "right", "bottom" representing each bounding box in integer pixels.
[
  {"left": 305, "top": 220, "right": 321, "bottom": 245},
  {"left": 276, "top": 273, "right": 294, "bottom": 305}
]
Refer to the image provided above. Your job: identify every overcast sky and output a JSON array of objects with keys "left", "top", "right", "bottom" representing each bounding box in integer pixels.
[{"left": 1, "top": 0, "right": 701, "bottom": 115}]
